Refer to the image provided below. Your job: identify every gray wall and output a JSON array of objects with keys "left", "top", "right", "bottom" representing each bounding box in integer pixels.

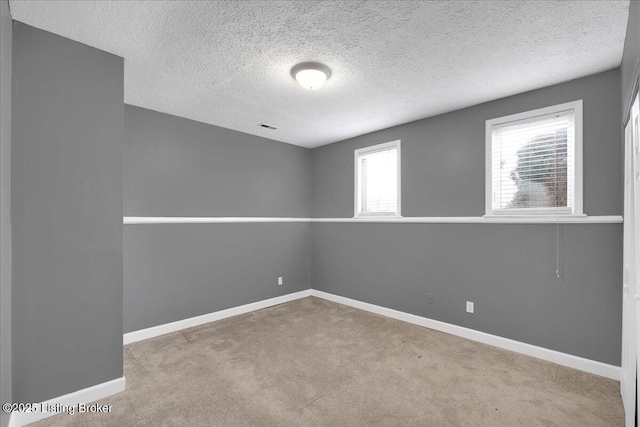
[
  {"left": 124, "top": 106, "right": 311, "bottom": 333},
  {"left": 312, "top": 70, "right": 621, "bottom": 218},
  {"left": 125, "top": 105, "right": 311, "bottom": 217},
  {"left": 310, "top": 70, "right": 623, "bottom": 365},
  {"left": 12, "top": 23, "right": 124, "bottom": 403},
  {"left": 125, "top": 223, "right": 309, "bottom": 332},
  {"left": 0, "top": 1, "right": 11, "bottom": 426},
  {"left": 311, "top": 223, "right": 622, "bottom": 365},
  {"left": 622, "top": 0, "right": 639, "bottom": 114}
]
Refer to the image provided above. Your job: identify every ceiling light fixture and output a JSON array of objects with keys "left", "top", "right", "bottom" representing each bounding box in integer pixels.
[{"left": 291, "top": 62, "right": 331, "bottom": 90}]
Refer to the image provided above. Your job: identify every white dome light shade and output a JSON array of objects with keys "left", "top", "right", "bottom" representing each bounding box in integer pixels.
[
  {"left": 295, "top": 69, "right": 327, "bottom": 90},
  {"left": 291, "top": 62, "right": 331, "bottom": 90}
]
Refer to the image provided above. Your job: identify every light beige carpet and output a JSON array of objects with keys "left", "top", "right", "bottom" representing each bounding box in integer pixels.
[{"left": 33, "top": 297, "right": 623, "bottom": 426}]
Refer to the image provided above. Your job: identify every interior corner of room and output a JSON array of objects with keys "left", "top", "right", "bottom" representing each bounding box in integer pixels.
[{"left": 1, "top": 0, "right": 639, "bottom": 426}]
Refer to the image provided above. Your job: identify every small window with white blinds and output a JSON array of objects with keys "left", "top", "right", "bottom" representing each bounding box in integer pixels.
[
  {"left": 485, "top": 100, "right": 583, "bottom": 216},
  {"left": 355, "top": 140, "right": 401, "bottom": 217}
]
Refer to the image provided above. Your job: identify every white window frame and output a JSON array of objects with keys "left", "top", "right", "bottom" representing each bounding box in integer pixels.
[
  {"left": 485, "top": 100, "right": 584, "bottom": 217},
  {"left": 354, "top": 140, "right": 402, "bottom": 218}
]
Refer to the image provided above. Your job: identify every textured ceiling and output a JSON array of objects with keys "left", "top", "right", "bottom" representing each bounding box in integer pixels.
[{"left": 9, "top": 1, "right": 630, "bottom": 148}]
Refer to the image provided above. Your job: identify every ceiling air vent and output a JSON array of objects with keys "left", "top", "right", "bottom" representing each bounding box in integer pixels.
[{"left": 258, "top": 123, "right": 278, "bottom": 130}]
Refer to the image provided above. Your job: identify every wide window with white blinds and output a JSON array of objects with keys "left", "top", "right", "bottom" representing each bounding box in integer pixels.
[
  {"left": 485, "top": 100, "right": 583, "bottom": 216},
  {"left": 355, "top": 140, "right": 401, "bottom": 217}
]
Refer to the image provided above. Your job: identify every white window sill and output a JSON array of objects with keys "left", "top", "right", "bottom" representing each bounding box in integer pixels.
[
  {"left": 353, "top": 215, "right": 403, "bottom": 220},
  {"left": 483, "top": 214, "right": 587, "bottom": 219},
  {"left": 479, "top": 214, "right": 611, "bottom": 224}
]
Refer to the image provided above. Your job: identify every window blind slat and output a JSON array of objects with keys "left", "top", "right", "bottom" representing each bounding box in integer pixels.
[{"left": 491, "top": 109, "right": 575, "bottom": 213}]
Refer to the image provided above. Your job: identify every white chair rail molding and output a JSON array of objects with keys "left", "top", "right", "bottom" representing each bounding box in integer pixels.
[{"left": 123, "top": 216, "right": 622, "bottom": 224}]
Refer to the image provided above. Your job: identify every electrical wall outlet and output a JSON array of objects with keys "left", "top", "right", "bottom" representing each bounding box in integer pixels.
[
  {"left": 427, "top": 294, "right": 433, "bottom": 305},
  {"left": 278, "top": 277, "right": 283, "bottom": 286},
  {"left": 466, "top": 301, "right": 474, "bottom": 313}
]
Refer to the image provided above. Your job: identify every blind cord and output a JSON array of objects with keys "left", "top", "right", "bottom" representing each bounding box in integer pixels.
[{"left": 556, "top": 224, "right": 564, "bottom": 281}]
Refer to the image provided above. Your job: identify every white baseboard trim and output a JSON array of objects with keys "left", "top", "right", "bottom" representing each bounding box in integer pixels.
[
  {"left": 123, "top": 290, "right": 313, "bottom": 345},
  {"left": 121, "top": 288, "right": 619, "bottom": 381},
  {"left": 6, "top": 290, "right": 617, "bottom": 425},
  {"left": 309, "top": 290, "right": 621, "bottom": 381},
  {"left": 9, "top": 377, "right": 125, "bottom": 427}
]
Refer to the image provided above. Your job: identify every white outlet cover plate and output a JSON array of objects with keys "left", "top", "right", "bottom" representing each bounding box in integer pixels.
[{"left": 466, "top": 301, "right": 474, "bottom": 313}]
